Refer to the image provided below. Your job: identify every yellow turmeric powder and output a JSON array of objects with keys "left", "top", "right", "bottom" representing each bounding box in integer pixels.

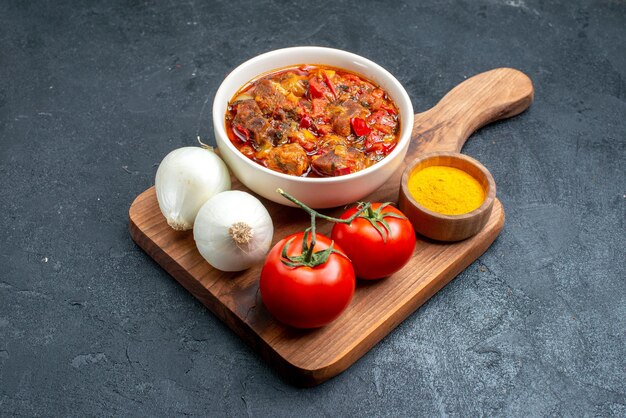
[{"left": 407, "top": 166, "right": 485, "bottom": 215}]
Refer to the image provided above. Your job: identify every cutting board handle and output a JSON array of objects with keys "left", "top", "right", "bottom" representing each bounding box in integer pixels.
[{"left": 411, "top": 68, "right": 534, "bottom": 153}]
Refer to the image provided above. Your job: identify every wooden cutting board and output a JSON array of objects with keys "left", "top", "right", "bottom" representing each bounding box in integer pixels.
[{"left": 129, "top": 68, "right": 533, "bottom": 387}]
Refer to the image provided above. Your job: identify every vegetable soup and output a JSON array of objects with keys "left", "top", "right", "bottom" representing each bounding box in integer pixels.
[{"left": 225, "top": 65, "right": 401, "bottom": 177}]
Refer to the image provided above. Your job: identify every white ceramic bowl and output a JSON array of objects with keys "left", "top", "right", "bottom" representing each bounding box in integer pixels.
[{"left": 212, "top": 46, "right": 414, "bottom": 208}]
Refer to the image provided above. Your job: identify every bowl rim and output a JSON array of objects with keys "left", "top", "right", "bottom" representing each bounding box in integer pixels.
[
  {"left": 400, "top": 151, "right": 497, "bottom": 220},
  {"left": 212, "top": 46, "right": 414, "bottom": 184}
]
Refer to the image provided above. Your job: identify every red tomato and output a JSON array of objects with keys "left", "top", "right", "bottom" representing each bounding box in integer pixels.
[
  {"left": 323, "top": 72, "right": 338, "bottom": 99},
  {"left": 299, "top": 114, "right": 313, "bottom": 129},
  {"left": 365, "top": 132, "right": 383, "bottom": 150},
  {"left": 308, "top": 77, "right": 327, "bottom": 99},
  {"left": 260, "top": 233, "right": 355, "bottom": 328},
  {"left": 368, "top": 110, "right": 396, "bottom": 134},
  {"left": 350, "top": 117, "right": 372, "bottom": 136},
  {"left": 367, "top": 141, "right": 396, "bottom": 155},
  {"left": 331, "top": 203, "right": 416, "bottom": 280}
]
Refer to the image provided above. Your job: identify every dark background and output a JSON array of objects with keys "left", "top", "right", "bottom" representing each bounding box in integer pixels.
[{"left": 1, "top": 0, "right": 624, "bottom": 416}]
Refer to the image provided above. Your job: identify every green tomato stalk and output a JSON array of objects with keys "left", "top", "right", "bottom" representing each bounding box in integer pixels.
[
  {"left": 276, "top": 189, "right": 370, "bottom": 267},
  {"left": 359, "top": 202, "right": 407, "bottom": 244}
]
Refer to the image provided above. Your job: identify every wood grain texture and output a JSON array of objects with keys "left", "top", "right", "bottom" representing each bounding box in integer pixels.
[{"left": 129, "top": 68, "right": 533, "bottom": 386}]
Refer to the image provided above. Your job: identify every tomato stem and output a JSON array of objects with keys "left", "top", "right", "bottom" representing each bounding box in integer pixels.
[
  {"left": 277, "top": 189, "right": 371, "bottom": 225},
  {"left": 306, "top": 212, "right": 316, "bottom": 263},
  {"left": 356, "top": 201, "right": 407, "bottom": 243},
  {"left": 280, "top": 231, "right": 348, "bottom": 268},
  {"left": 277, "top": 188, "right": 371, "bottom": 265}
]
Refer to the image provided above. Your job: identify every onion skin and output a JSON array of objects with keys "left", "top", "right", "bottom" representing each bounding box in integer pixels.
[{"left": 155, "top": 147, "right": 231, "bottom": 231}]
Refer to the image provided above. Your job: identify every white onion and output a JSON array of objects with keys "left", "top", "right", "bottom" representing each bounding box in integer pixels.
[
  {"left": 193, "top": 191, "right": 273, "bottom": 272},
  {"left": 155, "top": 146, "right": 230, "bottom": 231}
]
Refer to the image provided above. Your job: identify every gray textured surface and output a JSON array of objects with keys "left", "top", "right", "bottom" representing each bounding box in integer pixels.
[{"left": 1, "top": 0, "right": 625, "bottom": 416}]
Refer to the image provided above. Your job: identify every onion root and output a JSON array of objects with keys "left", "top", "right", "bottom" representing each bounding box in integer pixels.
[{"left": 228, "top": 222, "right": 254, "bottom": 245}]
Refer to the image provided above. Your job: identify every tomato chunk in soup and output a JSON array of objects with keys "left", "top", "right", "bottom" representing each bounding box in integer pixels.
[{"left": 225, "top": 65, "right": 400, "bottom": 177}]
